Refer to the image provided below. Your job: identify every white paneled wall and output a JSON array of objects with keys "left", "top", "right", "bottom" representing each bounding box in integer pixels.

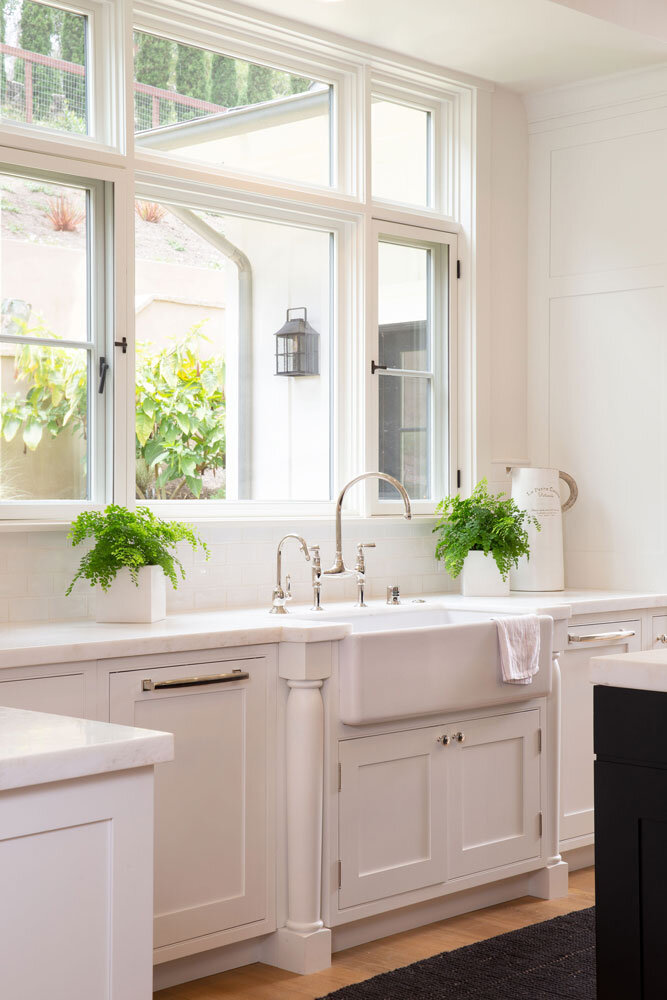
[
  {"left": 526, "top": 66, "right": 667, "bottom": 589},
  {"left": 0, "top": 519, "right": 452, "bottom": 622}
]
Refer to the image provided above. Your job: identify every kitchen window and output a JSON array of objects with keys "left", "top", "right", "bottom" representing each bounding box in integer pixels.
[
  {"left": 0, "top": 2, "right": 467, "bottom": 523},
  {"left": 0, "top": 166, "right": 110, "bottom": 513},
  {"left": 369, "top": 222, "right": 457, "bottom": 514},
  {"left": 133, "top": 30, "right": 334, "bottom": 189}
]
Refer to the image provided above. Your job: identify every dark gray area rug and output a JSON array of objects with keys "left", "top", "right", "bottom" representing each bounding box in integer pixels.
[{"left": 317, "top": 907, "right": 595, "bottom": 999}]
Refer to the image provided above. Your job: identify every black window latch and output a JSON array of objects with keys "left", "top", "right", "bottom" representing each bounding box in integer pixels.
[
  {"left": 371, "top": 360, "right": 388, "bottom": 374},
  {"left": 98, "top": 356, "right": 110, "bottom": 394}
]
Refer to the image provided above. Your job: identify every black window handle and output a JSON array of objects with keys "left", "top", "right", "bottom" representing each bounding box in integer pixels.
[
  {"left": 371, "top": 360, "right": 388, "bottom": 374},
  {"left": 98, "top": 356, "right": 110, "bottom": 394}
]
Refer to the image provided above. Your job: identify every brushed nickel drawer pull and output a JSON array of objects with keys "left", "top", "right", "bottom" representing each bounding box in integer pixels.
[
  {"left": 142, "top": 669, "right": 250, "bottom": 691},
  {"left": 568, "top": 629, "right": 635, "bottom": 644}
]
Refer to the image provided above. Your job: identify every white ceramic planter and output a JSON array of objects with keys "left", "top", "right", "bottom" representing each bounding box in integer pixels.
[
  {"left": 460, "top": 550, "right": 510, "bottom": 597},
  {"left": 95, "top": 565, "right": 167, "bottom": 623}
]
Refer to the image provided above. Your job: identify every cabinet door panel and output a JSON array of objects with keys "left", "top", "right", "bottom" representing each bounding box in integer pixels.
[
  {"left": 447, "top": 710, "right": 541, "bottom": 879},
  {"left": 560, "top": 621, "right": 640, "bottom": 846},
  {"left": 338, "top": 727, "right": 446, "bottom": 908},
  {"left": 109, "top": 658, "right": 269, "bottom": 950}
]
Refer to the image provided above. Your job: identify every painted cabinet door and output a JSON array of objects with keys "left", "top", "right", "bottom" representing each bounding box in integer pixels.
[
  {"left": 447, "top": 710, "right": 542, "bottom": 879},
  {"left": 338, "top": 725, "right": 447, "bottom": 908},
  {"left": 109, "top": 656, "right": 270, "bottom": 954},
  {"left": 560, "top": 620, "right": 640, "bottom": 848}
]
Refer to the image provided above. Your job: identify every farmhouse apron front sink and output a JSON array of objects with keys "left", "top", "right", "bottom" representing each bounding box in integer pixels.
[{"left": 294, "top": 603, "right": 554, "bottom": 725}]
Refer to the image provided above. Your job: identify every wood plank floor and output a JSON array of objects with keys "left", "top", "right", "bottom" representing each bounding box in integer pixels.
[{"left": 156, "top": 868, "right": 595, "bottom": 999}]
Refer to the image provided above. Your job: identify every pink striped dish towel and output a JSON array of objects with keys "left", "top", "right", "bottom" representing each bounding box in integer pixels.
[{"left": 494, "top": 615, "right": 541, "bottom": 685}]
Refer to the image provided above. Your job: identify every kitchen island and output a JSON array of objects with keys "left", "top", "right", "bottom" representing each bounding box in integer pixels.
[
  {"left": 592, "top": 649, "right": 667, "bottom": 1000},
  {"left": 0, "top": 707, "right": 173, "bottom": 1000}
]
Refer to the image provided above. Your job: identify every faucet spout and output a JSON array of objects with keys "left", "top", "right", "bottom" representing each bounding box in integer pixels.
[
  {"left": 270, "top": 534, "right": 310, "bottom": 614},
  {"left": 324, "top": 472, "right": 411, "bottom": 576}
]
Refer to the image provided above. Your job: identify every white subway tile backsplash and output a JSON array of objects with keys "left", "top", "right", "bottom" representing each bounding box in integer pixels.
[{"left": 0, "top": 517, "right": 453, "bottom": 622}]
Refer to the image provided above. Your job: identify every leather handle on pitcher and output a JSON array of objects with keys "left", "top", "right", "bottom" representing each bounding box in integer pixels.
[{"left": 559, "top": 471, "right": 578, "bottom": 512}]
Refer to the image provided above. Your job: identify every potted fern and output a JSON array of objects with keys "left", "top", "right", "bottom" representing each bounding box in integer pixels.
[
  {"left": 66, "top": 505, "right": 208, "bottom": 622},
  {"left": 433, "top": 479, "right": 539, "bottom": 596}
]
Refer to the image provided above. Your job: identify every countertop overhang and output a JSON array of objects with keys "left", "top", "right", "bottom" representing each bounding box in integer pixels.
[
  {"left": 0, "top": 706, "right": 174, "bottom": 791},
  {"left": 591, "top": 649, "right": 667, "bottom": 693}
]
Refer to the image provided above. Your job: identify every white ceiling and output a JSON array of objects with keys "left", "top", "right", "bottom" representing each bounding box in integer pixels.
[{"left": 244, "top": 0, "right": 667, "bottom": 92}]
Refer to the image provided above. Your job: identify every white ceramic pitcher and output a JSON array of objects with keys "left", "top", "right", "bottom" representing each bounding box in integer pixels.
[{"left": 509, "top": 467, "right": 578, "bottom": 592}]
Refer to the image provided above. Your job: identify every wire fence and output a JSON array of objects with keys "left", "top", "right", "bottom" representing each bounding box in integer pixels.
[{"left": 0, "top": 43, "right": 228, "bottom": 135}]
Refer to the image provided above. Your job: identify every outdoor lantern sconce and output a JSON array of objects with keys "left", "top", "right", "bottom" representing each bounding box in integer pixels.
[{"left": 274, "top": 307, "right": 320, "bottom": 377}]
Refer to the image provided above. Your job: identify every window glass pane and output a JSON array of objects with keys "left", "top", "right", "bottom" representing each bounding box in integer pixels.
[
  {"left": 135, "top": 201, "right": 332, "bottom": 502},
  {"left": 0, "top": 173, "right": 92, "bottom": 501},
  {"left": 378, "top": 241, "right": 430, "bottom": 371},
  {"left": 379, "top": 374, "right": 430, "bottom": 500},
  {"left": 1, "top": 2, "right": 88, "bottom": 134},
  {"left": 372, "top": 98, "right": 430, "bottom": 206},
  {"left": 133, "top": 32, "right": 332, "bottom": 188},
  {"left": 0, "top": 342, "right": 87, "bottom": 499}
]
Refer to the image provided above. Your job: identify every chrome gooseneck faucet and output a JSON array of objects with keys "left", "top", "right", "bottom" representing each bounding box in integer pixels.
[
  {"left": 270, "top": 533, "right": 310, "bottom": 614},
  {"left": 323, "top": 472, "right": 412, "bottom": 577}
]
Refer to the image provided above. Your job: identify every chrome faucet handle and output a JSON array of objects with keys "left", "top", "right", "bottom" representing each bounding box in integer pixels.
[
  {"left": 309, "top": 546, "right": 324, "bottom": 611},
  {"left": 354, "top": 543, "right": 376, "bottom": 608},
  {"left": 355, "top": 542, "right": 376, "bottom": 574},
  {"left": 285, "top": 574, "right": 292, "bottom": 602}
]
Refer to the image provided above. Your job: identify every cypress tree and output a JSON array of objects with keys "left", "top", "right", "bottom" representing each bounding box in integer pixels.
[
  {"left": 289, "top": 75, "right": 310, "bottom": 95},
  {"left": 60, "top": 11, "right": 85, "bottom": 125},
  {"left": 210, "top": 54, "right": 237, "bottom": 108},
  {"left": 134, "top": 32, "right": 174, "bottom": 129},
  {"left": 175, "top": 42, "right": 209, "bottom": 120},
  {"left": 19, "top": 1, "right": 59, "bottom": 123},
  {"left": 245, "top": 62, "right": 273, "bottom": 104}
]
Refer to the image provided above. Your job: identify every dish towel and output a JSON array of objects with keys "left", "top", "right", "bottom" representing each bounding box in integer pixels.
[{"left": 494, "top": 614, "right": 541, "bottom": 685}]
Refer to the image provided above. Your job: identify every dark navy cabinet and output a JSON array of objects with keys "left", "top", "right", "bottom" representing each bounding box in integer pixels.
[{"left": 594, "top": 685, "right": 667, "bottom": 999}]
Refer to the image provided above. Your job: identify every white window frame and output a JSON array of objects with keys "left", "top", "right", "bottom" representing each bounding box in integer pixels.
[
  {"left": 0, "top": 0, "right": 476, "bottom": 525},
  {"left": 0, "top": 146, "right": 116, "bottom": 519},
  {"left": 0, "top": 0, "right": 126, "bottom": 155},
  {"left": 365, "top": 220, "right": 458, "bottom": 516}
]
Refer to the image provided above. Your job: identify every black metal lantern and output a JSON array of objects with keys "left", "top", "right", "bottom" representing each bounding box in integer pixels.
[{"left": 274, "top": 307, "right": 320, "bottom": 377}]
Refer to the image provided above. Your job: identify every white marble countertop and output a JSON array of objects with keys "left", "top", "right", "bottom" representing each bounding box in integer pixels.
[
  {"left": 0, "top": 589, "right": 663, "bottom": 671},
  {"left": 0, "top": 706, "right": 174, "bottom": 791},
  {"left": 591, "top": 649, "right": 667, "bottom": 693}
]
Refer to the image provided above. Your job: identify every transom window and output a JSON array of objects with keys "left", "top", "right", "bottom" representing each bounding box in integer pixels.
[{"left": 133, "top": 31, "right": 333, "bottom": 189}]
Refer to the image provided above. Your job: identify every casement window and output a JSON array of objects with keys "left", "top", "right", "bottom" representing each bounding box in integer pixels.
[
  {"left": 0, "top": 1, "right": 469, "bottom": 523},
  {"left": 0, "top": 164, "right": 110, "bottom": 516},
  {"left": 368, "top": 222, "right": 457, "bottom": 515}
]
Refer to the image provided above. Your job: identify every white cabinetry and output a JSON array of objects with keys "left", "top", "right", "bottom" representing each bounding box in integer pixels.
[
  {"left": 560, "top": 619, "right": 640, "bottom": 850},
  {"left": 338, "top": 709, "right": 542, "bottom": 909},
  {"left": 0, "top": 662, "right": 96, "bottom": 718},
  {"left": 109, "top": 653, "right": 275, "bottom": 963}
]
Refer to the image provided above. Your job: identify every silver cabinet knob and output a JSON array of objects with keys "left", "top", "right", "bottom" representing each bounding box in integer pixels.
[
  {"left": 454, "top": 731, "right": 465, "bottom": 744},
  {"left": 436, "top": 734, "right": 451, "bottom": 746},
  {"left": 656, "top": 634, "right": 667, "bottom": 644}
]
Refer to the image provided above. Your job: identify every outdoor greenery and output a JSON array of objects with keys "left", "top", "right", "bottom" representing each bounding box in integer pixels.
[
  {"left": 133, "top": 29, "right": 317, "bottom": 130},
  {"left": 135, "top": 324, "right": 226, "bottom": 499},
  {"left": 1, "top": 0, "right": 86, "bottom": 133},
  {"left": 433, "top": 478, "right": 540, "bottom": 581},
  {"left": 0, "top": 320, "right": 227, "bottom": 501},
  {"left": 66, "top": 504, "right": 208, "bottom": 594},
  {"left": 210, "top": 53, "right": 238, "bottom": 107}
]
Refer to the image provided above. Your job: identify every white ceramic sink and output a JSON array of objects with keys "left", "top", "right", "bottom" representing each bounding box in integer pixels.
[{"left": 293, "top": 602, "right": 553, "bottom": 725}]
